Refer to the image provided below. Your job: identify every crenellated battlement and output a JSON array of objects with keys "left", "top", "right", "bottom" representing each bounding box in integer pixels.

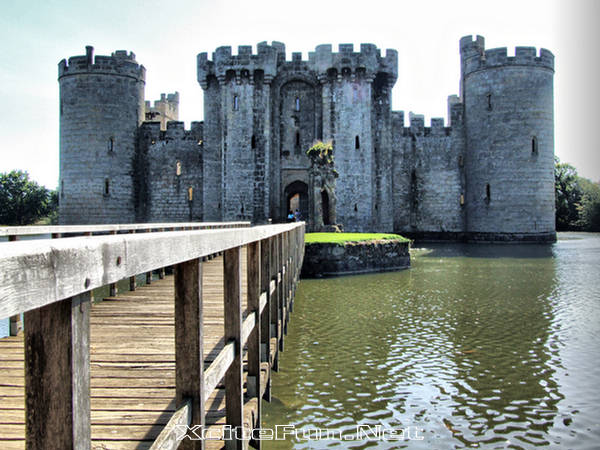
[
  {"left": 197, "top": 42, "right": 280, "bottom": 88},
  {"left": 312, "top": 43, "right": 397, "bottom": 85},
  {"left": 58, "top": 46, "right": 145, "bottom": 81},
  {"left": 197, "top": 41, "right": 398, "bottom": 89},
  {"left": 140, "top": 120, "right": 203, "bottom": 142},
  {"left": 460, "top": 35, "right": 554, "bottom": 76},
  {"left": 392, "top": 111, "right": 453, "bottom": 138}
]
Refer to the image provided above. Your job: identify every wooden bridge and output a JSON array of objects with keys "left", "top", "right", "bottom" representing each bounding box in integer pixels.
[{"left": 0, "top": 222, "right": 305, "bottom": 450}]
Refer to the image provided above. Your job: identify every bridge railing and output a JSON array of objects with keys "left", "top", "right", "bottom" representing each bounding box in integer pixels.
[
  {"left": 0, "top": 222, "right": 250, "bottom": 335},
  {"left": 0, "top": 222, "right": 305, "bottom": 450}
]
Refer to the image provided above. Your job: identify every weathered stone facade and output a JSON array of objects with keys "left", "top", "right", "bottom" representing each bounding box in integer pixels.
[{"left": 58, "top": 36, "right": 556, "bottom": 242}]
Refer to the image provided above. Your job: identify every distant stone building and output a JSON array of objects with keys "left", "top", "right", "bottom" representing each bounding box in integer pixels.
[
  {"left": 144, "top": 92, "right": 179, "bottom": 131},
  {"left": 58, "top": 36, "right": 556, "bottom": 241}
]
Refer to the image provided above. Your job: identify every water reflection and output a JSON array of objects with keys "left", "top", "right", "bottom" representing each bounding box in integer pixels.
[{"left": 263, "top": 234, "right": 600, "bottom": 449}]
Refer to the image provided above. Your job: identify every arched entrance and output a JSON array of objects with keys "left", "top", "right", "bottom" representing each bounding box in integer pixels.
[{"left": 284, "top": 181, "right": 309, "bottom": 222}]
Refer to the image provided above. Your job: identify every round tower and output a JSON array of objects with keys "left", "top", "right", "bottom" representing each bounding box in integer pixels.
[
  {"left": 460, "top": 35, "right": 556, "bottom": 242},
  {"left": 58, "top": 46, "right": 145, "bottom": 224}
]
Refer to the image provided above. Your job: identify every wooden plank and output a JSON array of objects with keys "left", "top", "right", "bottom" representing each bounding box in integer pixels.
[
  {"left": 0, "top": 223, "right": 304, "bottom": 319},
  {"left": 174, "top": 258, "right": 205, "bottom": 450},
  {"left": 24, "top": 292, "right": 91, "bottom": 450},
  {"left": 203, "top": 342, "right": 234, "bottom": 399},
  {"left": 148, "top": 398, "right": 191, "bottom": 450},
  {"left": 223, "top": 247, "right": 243, "bottom": 450}
]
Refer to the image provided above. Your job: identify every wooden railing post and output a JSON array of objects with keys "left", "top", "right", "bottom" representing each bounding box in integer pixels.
[
  {"left": 277, "top": 234, "right": 284, "bottom": 352},
  {"left": 284, "top": 231, "right": 290, "bottom": 334},
  {"left": 129, "top": 230, "right": 137, "bottom": 291},
  {"left": 109, "top": 230, "right": 118, "bottom": 297},
  {"left": 174, "top": 258, "right": 205, "bottom": 450},
  {"left": 223, "top": 247, "right": 243, "bottom": 450},
  {"left": 24, "top": 292, "right": 91, "bottom": 450},
  {"left": 270, "top": 236, "right": 280, "bottom": 371},
  {"left": 246, "top": 241, "right": 261, "bottom": 449},
  {"left": 260, "top": 238, "right": 271, "bottom": 401}
]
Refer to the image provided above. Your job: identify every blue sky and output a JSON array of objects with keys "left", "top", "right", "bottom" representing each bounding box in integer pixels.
[{"left": 1, "top": 0, "right": 598, "bottom": 188}]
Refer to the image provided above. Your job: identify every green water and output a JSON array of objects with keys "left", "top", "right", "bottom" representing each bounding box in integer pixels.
[{"left": 263, "top": 232, "right": 600, "bottom": 449}]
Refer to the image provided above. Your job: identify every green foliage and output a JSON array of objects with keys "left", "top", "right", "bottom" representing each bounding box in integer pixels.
[
  {"left": 0, "top": 170, "right": 56, "bottom": 225},
  {"left": 305, "top": 232, "right": 409, "bottom": 245},
  {"left": 577, "top": 178, "right": 600, "bottom": 231},
  {"left": 554, "top": 157, "right": 600, "bottom": 231},
  {"left": 555, "top": 157, "right": 582, "bottom": 231},
  {"left": 306, "top": 140, "right": 334, "bottom": 165}
]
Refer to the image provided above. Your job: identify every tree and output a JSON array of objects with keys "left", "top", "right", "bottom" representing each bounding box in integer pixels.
[
  {"left": 554, "top": 157, "right": 582, "bottom": 231},
  {"left": 577, "top": 178, "right": 600, "bottom": 232},
  {"left": 0, "top": 170, "right": 54, "bottom": 225}
]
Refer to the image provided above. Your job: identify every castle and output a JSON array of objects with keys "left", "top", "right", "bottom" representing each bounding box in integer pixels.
[{"left": 58, "top": 35, "right": 556, "bottom": 241}]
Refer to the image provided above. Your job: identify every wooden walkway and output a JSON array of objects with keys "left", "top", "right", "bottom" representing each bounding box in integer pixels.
[
  {"left": 0, "top": 252, "right": 284, "bottom": 449},
  {"left": 0, "top": 223, "right": 304, "bottom": 450}
]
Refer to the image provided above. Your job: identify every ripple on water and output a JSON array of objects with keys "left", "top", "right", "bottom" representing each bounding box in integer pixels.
[{"left": 263, "top": 233, "right": 600, "bottom": 450}]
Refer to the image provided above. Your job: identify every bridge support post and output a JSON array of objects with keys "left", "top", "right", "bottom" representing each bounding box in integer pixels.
[
  {"left": 260, "top": 238, "right": 271, "bottom": 402},
  {"left": 246, "top": 241, "right": 261, "bottom": 449},
  {"left": 24, "top": 293, "right": 91, "bottom": 450},
  {"left": 224, "top": 247, "right": 243, "bottom": 450},
  {"left": 174, "top": 258, "right": 205, "bottom": 450}
]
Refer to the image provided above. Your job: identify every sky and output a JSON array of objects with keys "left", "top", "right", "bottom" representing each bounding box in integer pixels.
[{"left": 0, "top": 0, "right": 598, "bottom": 189}]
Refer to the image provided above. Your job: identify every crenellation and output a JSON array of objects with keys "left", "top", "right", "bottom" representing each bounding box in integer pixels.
[{"left": 59, "top": 46, "right": 145, "bottom": 81}]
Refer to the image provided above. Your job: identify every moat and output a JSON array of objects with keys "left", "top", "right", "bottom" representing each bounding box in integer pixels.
[{"left": 263, "top": 232, "right": 600, "bottom": 449}]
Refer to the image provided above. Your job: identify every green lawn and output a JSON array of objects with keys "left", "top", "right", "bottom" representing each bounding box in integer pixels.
[{"left": 305, "top": 232, "right": 409, "bottom": 245}]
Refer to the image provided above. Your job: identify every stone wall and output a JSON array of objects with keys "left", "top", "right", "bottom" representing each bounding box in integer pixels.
[
  {"left": 392, "top": 113, "right": 465, "bottom": 236},
  {"left": 301, "top": 239, "right": 410, "bottom": 277},
  {"left": 142, "top": 122, "right": 203, "bottom": 222}
]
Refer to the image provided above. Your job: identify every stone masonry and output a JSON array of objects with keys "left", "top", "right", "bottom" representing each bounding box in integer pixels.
[{"left": 58, "top": 36, "right": 556, "bottom": 242}]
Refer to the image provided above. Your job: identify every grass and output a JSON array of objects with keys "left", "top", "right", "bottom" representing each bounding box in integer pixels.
[{"left": 305, "top": 232, "right": 409, "bottom": 245}]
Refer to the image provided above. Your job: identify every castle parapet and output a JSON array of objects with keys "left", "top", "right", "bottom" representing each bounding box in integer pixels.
[
  {"left": 141, "top": 120, "right": 203, "bottom": 142},
  {"left": 197, "top": 42, "right": 279, "bottom": 88},
  {"left": 460, "top": 35, "right": 554, "bottom": 76},
  {"left": 58, "top": 46, "right": 145, "bottom": 81},
  {"left": 313, "top": 43, "right": 397, "bottom": 85}
]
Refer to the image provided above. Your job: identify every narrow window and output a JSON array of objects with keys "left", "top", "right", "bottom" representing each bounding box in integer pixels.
[
  {"left": 354, "top": 204, "right": 358, "bottom": 212},
  {"left": 251, "top": 135, "right": 256, "bottom": 149},
  {"left": 108, "top": 137, "right": 114, "bottom": 152},
  {"left": 176, "top": 160, "right": 182, "bottom": 176},
  {"left": 486, "top": 94, "right": 492, "bottom": 111},
  {"left": 233, "top": 95, "right": 239, "bottom": 111},
  {"left": 460, "top": 194, "right": 465, "bottom": 206},
  {"left": 458, "top": 155, "right": 464, "bottom": 167},
  {"left": 104, "top": 178, "right": 110, "bottom": 196},
  {"left": 61, "top": 180, "right": 64, "bottom": 198},
  {"left": 295, "top": 97, "right": 300, "bottom": 111},
  {"left": 241, "top": 205, "right": 244, "bottom": 214},
  {"left": 295, "top": 131, "right": 300, "bottom": 147},
  {"left": 187, "top": 187, "right": 193, "bottom": 202},
  {"left": 485, "top": 183, "right": 491, "bottom": 202},
  {"left": 355, "top": 135, "right": 360, "bottom": 149},
  {"left": 531, "top": 136, "right": 538, "bottom": 154}
]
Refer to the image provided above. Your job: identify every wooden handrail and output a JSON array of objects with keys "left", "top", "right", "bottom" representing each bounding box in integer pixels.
[
  {"left": 0, "top": 221, "right": 250, "bottom": 237},
  {"left": 0, "top": 223, "right": 301, "bottom": 319}
]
